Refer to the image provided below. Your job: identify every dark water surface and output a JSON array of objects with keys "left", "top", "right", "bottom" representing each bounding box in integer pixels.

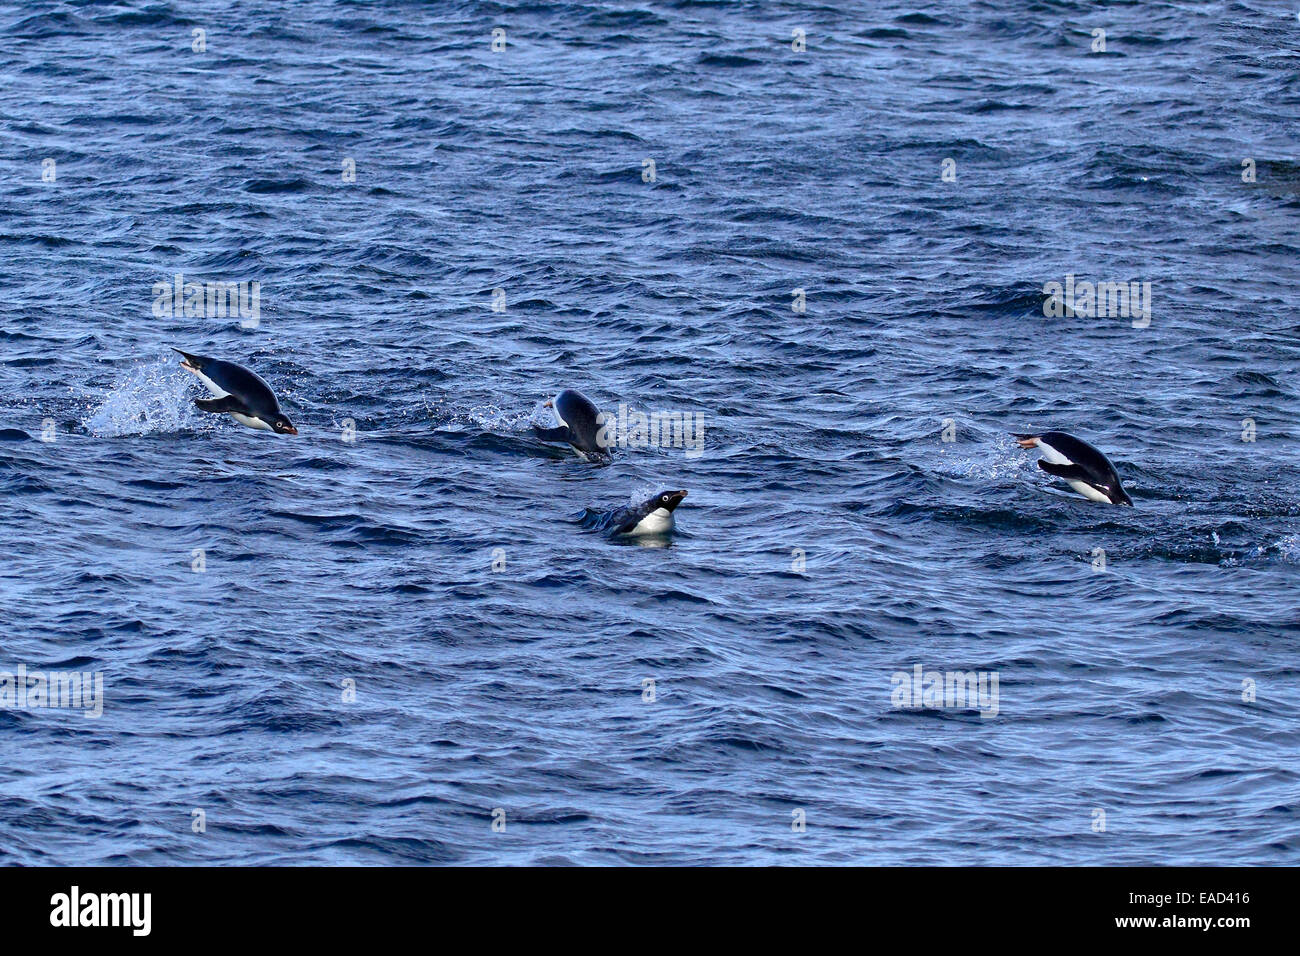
[{"left": 2, "top": 0, "right": 1299, "bottom": 864}]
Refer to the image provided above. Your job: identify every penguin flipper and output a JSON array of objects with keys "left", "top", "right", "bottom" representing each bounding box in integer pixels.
[
  {"left": 610, "top": 515, "right": 638, "bottom": 535},
  {"left": 532, "top": 424, "right": 572, "bottom": 443},
  {"left": 1038, "top": 460, "right": 1089, "bottom": 480},
  {"left": 195, "top": 396, "right": 247, "bottom": 415}
]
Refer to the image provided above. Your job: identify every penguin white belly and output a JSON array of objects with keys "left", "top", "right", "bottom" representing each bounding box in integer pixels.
[
  {"left": 185, "top": 367, "right": 227, "bottom": 398},
  {"left": 1037, "top": 441, "right": 1073, "bottom": 466},
  {"left": 626, "top": 507, "right": 675, "bottom": 535},
  {"left": 1067, "top": 479, "right": 1111, "bottom": 503},
  {"left": 230, "top": 412, "right": 271, "bottom": 431},
  {"left": 1037, "top": 440, "right": 1109, "bottom": 501}
]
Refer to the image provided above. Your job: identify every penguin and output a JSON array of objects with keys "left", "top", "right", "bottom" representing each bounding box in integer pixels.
[
  {"left": 172, "top": 348, "right": 298, "bottom": 435},
  {"left": 532, "top": 388, "right": 610, "bottom": 462},
  {"left": 602, "top": 489, "right": 688, "bottom": 536},
  {"left": 1014, "top": 431, "right": 1132, "bottom": 505}
]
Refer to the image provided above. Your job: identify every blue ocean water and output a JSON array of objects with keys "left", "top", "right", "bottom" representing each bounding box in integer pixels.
[{"left": 2, "top": 0, "right": 1299, "bottom": 865}]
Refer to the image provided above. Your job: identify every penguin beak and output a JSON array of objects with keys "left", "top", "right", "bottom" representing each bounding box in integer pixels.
[
  {"left": 667, "top": 490, "right": 688, "bottom": 509},
  {"left": 1015, "top": 437, "right": 1038, "bottom": 449},
  {"left": 543, "top": 399, "right": 553, "bottom": 408},
  {"left": 285, "top": 425, "right": 298, "bottom": 435}
]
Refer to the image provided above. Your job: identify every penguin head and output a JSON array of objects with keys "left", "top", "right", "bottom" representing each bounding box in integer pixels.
[
  {"left": 1097, "top": 481, "right": 1132, "bottom": 506},
  {"left": 653, "top": 490, "right": 688, "bottom": 512},
  {"left": 268, "top": 413, "right": 298, "bottom": 435}
]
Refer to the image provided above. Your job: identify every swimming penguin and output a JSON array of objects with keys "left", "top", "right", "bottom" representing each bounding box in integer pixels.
[
  {"left": 602, "top": 489, "right": 688, "bottom": 536},
  {"left": 533, "top": 388, "right": 610, "bottom": 462},
  {"left": 1014, "top": 431, "right": 1132, "bottom": 505},
  {"left": 172, "top": 348, "right": 298, "bottom": 435}
]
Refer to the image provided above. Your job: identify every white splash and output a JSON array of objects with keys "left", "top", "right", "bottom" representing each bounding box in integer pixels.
[
  {"left": 83, "top": 359, "right": 210, "bottom": 437},
  {"left": 1270, "top": 534, "right": 1300, "bottom": 564},
  {"left": 430, "top": 398, "right": 535, "bottom": 433},
  {"left": 935, "top": 437, "right": 1032, "bottom": 482},
  {"left": 1226, "top": 533, "right": 1300, "bottom": 567},
  {"left": 627, "top": 483, "right": 657, "bottom": 506}
]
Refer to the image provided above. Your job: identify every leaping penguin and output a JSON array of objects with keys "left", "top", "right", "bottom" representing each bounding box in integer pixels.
[
  {"left": 1014, "top": 431, "right": 1132, "bottom": 505},
  {"left": 173, "top": 348, "right": 298, "bottom": 435},
  {"left": 533, "top": 388, "right": 610, "bottom": 462}
]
